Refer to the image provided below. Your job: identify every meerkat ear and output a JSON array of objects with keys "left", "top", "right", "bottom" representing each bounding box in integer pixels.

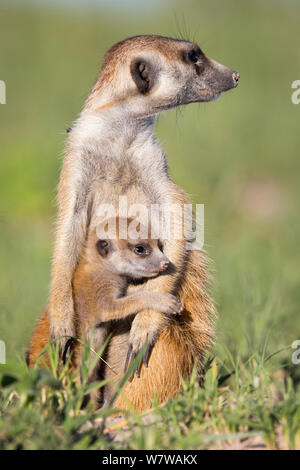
[
  {"left": 96, "top": 239, "right": 111, "bottom": 257},
  {"left": 130, "top": 57, "right": 156, "bottom": 94}
]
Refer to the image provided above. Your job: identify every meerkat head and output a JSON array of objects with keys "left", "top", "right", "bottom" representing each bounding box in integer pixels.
[
  {"left": 96, "top": 237, "right": 170, "bottom": 279},
  {"left": 87, "top": 217, "right": 170, "bottom": 279},
  {"left": 85, "top": 35, "right": 239, "bottom": 117}
]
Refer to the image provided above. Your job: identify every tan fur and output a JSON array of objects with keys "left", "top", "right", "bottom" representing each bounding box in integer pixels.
[{"left": 27, "top": 307, "right": 51, "bottom": 368}]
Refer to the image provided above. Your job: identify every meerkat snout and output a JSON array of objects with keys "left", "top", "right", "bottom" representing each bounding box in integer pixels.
[
  {"left": 232, "top": 71, "right": 240, "bottom": 87},
  {"left": 159, "top": 259, "right": 170, "bottom": 272}
]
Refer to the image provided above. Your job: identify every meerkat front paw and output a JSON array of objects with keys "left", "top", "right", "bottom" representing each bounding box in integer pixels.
[
  {"left": 152, "top": 293, "right": 183, "bottom": 315},
  {"left": 51, "top": 324, "right": 75, "bottom": 364},
  {"left": 124, "top": 311, "right": 170, "bottom": 376},
  {"left": 49, "top": 305, "right": 75, "bottom": 362}
]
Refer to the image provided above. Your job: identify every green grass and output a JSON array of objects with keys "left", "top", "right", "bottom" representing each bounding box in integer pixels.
[
  {"left": 1, "top": 343, "right": 299, "bottom": 450},
  {"left": 0, "top": 0, "right": 300, "bottom": 449}
]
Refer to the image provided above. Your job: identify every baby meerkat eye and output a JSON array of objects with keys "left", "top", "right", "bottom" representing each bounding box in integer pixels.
[{"left": 133, "top": 244, "right": 150, "bottom": 256}]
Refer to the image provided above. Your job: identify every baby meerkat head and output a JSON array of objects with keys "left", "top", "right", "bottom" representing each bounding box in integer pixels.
[
  {"left": 96, "top": 237, "right": 170, "bottom": 279},
  {"left": 86, "top": 35, "right": 239, "bottom": 117},
  {"left": 91, "top": 216, "right": 170, "bottom": 279}
]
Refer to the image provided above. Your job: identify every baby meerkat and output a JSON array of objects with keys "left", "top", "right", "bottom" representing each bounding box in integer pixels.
[
  {"left": 73, "top": 217, "right": 182, "bottom": 370},
  {"left": 71, "top": 217, "right": 182, "bottom": 406}
]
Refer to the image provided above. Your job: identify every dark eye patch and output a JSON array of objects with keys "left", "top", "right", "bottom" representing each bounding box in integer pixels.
[
  {"left": 182, "top": 47, "right": 203, "bottom": 66},
  {"left": 188, "top": 50, "right": 199, "bottom": 64}
]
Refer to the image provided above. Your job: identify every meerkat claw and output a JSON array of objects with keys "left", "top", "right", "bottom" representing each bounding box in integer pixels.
[
  {"left": 128, "top": 351, "right": 136, "bottom": 372},
  {"left": 124, "top": 344, "right": 133, "bottom": 373},
  {"left": 143, "top": 343, "right": 152, "bottom": 367},
  {"left": 62, "top": 338, "right": 73, "bottom": 364}
]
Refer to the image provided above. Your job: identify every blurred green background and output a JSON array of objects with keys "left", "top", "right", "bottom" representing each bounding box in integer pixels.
[{"left": 0, "top": 0, "right": 299, "bottom": 365}]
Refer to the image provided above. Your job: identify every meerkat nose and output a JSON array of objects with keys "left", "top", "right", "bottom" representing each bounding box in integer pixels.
[
  {"left": 232, "top": 71, "right": 240, "bottom": 86},
  {"left": 159, "top": 260, "right": 170, "bottom": 272}
]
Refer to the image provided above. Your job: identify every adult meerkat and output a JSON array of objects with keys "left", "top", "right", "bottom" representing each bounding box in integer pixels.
[{"left": 28, "top": 35, "right": 239, "bottom": 408}]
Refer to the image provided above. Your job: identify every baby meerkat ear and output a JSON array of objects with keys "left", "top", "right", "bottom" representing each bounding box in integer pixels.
[
  {"left": 130, "top": 57, "right": 157, "bottom": 94},
  {"left": 96, "top": 239, "right": 111, "bottom": 257}
]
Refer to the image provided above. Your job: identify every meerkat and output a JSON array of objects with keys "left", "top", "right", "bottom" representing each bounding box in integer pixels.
[
  {"left": 28, "top": 35, "right": 239, "bottom": 409},
  {"left": 67, "top": 216, "right": 181, "bottom": 406},
  {"left": 72, "top": 217, "right": 182, "bottom": 371}
]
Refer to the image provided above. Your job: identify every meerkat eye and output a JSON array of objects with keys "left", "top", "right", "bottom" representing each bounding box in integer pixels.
[
  {"left": 133, "top": 244, "right": 150, "bottom": 256},
  {"left": 134, "top": 245, "right": 145, "bottom": 254},
  {"left": 188, "top": 50, "right": 199, "bottom": 64}
]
